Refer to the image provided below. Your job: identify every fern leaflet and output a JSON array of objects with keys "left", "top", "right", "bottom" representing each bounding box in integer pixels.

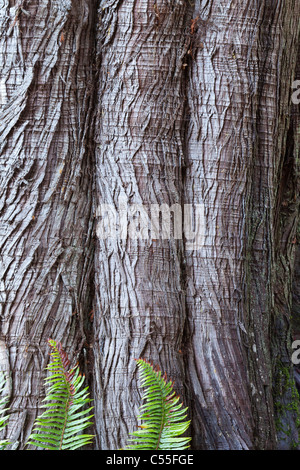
[
  {"left": 27, "top": 339, "right": 94, "bottom": 450},
  {"left": 125, "top": 359, "right": 191, "bottom": 450},
  {"left": 0, "top": 372, "right": 10, "bottom": 450}
]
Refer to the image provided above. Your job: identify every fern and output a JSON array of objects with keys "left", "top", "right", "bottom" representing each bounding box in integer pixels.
[
  {"left": 0, "top": 372, "right": 10, "bottom": 450},
  {"left": 27, "top": 339, "right": 94, "bottom": 450},
  {"left": 125, "top": 359, "right": 191, "bottom": 450}
]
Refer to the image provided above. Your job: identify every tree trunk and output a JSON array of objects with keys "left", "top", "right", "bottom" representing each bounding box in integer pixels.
[
  {"left": 0, "top": 0, "right": 299, "bottom": 451},
  {"left": 0, "top": 0, "right": 95, "bottom": 448},
  {"left": 184, "top": 0, "right": 300, "bottom": 450},
  {"left": 281, "top": 45, "right": 300, "bottom": 449},
  {"left": 92, "top": 0, "right": 190, "bottom": 450}
]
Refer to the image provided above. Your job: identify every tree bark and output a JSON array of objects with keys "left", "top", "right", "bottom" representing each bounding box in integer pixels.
[
  {"left": 184, "top": 0, "right": 300, "bottom": 450},
  {"left": 277, "top": 44, "right": 300, "bottom": 449},
  {"left": 0, "top": 0, "right": 95, "bottom": 448},
  {"left": 0, "top": 0, "right": 299, "bottom": 451},
  {"left": 92, "top": 0, "right": 190, "bottom": 450}
]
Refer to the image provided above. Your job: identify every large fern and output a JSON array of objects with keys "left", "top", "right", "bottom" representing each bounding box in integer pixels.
[
  {"left": 27, "top": 339, "right": 94, "bottom": 450},
  {"left": 0, "top": 372, "right": 10, "bottom": 450},
  {"left": 125, "top": 359, "right": 191, "bottom": 450}
]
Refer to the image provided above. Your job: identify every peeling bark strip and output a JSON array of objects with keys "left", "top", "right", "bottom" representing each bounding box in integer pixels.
[
  {"left": 184, "top": 0, "right": 300, "bottom": 449},
  {"left": 0, "top": 0, "right": 94, "bottom": 448},
  {"left": 93, "top": 0, "right": 190, "bottom": 450}
]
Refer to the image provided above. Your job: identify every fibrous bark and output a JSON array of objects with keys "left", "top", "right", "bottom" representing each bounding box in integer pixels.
[
  {"left": 0, "top": 0, "right": 95, "bottom": 448},
  {"left": 184, "top": 0, "right": 300, "bottom": 449},
  {"left": 93, "top": 0, "right": 190, "bottom": 450},
  {"left": 0, "top": 0, "right": 299, "bottom": 451}
]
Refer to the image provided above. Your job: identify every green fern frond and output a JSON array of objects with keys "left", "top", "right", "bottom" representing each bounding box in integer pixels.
[
  {"left": 125, "top": 359, "right": 191, "bottom": 450},
  {"left": 0, "top": 372, "right": 10, "bottom": 450},
  {"left": 27, "top": 339, "right": 94, "bottom": 450}
]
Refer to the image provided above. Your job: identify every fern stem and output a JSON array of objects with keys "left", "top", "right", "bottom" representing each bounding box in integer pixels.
[
  {"left": 54, "top": 342, "right": 73, "bottom": 450},
  {"left": 59, "top": 384, "right": 71, "bottom": 450},
  {"left": 156, "top": 379, "right": 166, "bottom": 450}
]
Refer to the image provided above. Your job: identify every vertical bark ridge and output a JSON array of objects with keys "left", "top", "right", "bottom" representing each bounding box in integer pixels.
[
  {"left": 291, "top": 45, "right": 300, "bottom": 340},
  {"left": 183, "top": 0, "right": 299, "bottom": 449},
  {"left": 245, "top": 0, "right": 300, "bottom": 448},
  {"left": 184, "top": 0, "right": 262, "bottom": 449},
  {"left": 0, "top": 0, "right": 95, "bottom": 447},
  {"left": 93, "top": 0, "right": 190, "bottom": 449},
  {"left": 271, "top": 34, "right": 300, "bottom": 448}
]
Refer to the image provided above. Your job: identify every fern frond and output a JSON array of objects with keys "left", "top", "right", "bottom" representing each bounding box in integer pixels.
[
  {"left": 0, "top": 372, "right": 10, "bottom": 450},
  {"left": 125, "top": 359, "right": 191, "bottom": 450},
  {"left": 27, "top": 339, "right": 94, "bottom": 450}
]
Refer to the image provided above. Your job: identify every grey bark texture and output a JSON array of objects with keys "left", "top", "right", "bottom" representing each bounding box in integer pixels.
[
  {"left": 93, "top": 0, "right": 189, "bottom": 450},
  {"left": 184, "top": 0, "right": 300, "bottom": 449},
  {"left": 0, "top": 0, "right": 299, "bottom": 450},
  {"left": 0, "top": 0, "right": 95, "bottom": 448}
]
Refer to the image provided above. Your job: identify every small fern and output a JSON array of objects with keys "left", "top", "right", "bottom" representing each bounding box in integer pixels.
[
  {"left": 27, "top": 339, "right": 94, "bottom": 450},
  {"left": 0, "top": 372, "right": 10, "bottom": 450},
  {"left": 125, "top": 359, "right": 191, "bottom": 450}
]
